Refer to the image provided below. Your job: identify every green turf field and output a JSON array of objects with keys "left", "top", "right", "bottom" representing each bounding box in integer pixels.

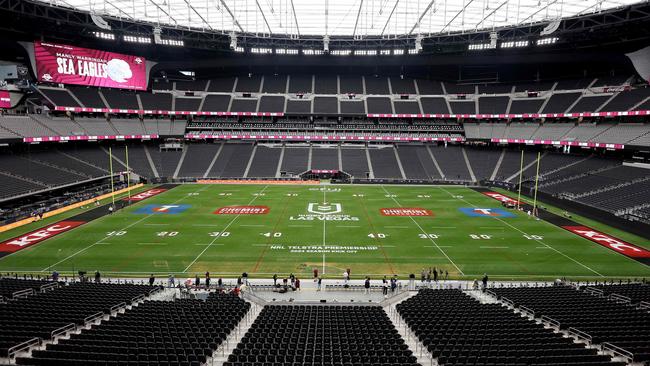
[{"left": 0, "top": 184, "right": 648, "bottom": 280}]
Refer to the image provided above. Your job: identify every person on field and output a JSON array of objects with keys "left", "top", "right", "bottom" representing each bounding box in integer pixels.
[
  {"left": 433, "top": 268, "right": 438, "bottom": 283},
  {"left": 382, "top": 276, "right": 388, "bottom": 296},
  {"left": 217, "top": 277, "right": 223, "bottom": 289},
  {"left": 273, "top": 274, "right": 278, "bottom": 286},
  {"left": 149, "top": 274, "right": 155, "bottom": 286},
  {"left": 51, "top": 271, "right": 59, "bottom": 282},
  {"left": 167, "top": 274, "right": 175, "bottom": 288},
  {"left": 390, "top": 276, "right": 397, "bottom": 293},
  {"left": 205, "top": 272, "right": 210, "bottom": 289},
  {"left": 195, "top": 275, "right": 200, "bottom": 288},
  {"left": 482, "top": 274, "right": 489, "bottom": 292},
  {"left": 108, "top": 205, "right": 114, "bottom": 215},
  {"left": 94, "top": 271, "right": 101, "bottom": 283},
  {"left": 317, "top": 277, "right": 322, "bottom": 291},
  {"left": 343, "top": 271, "right": 349, "bottom": 286},
  {"left": 295, "top": 277, "right": 301, "bottom": 291},
  {"left": 364, "top": 277, "right": 371, "bottom": 294}
]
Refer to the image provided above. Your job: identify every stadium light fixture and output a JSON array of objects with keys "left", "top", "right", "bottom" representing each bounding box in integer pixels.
[
  {"left": 93, "top": 31, "right": 115, "bottom": 40},
  {"left": 276, "top": 48, "right": 299, "bottom": 55},
  {"left": 537, "top": 37, "right": 559, "bottom": 45},
  {"left": 331, "top": 50, "right": 351, "bottom": 56},
  {"left": 379, "top": 50, "right": 391, "bottom": 56},
  {"left": 159, "top": 39, "right": 184, "bottom": 47},
  {"left": 393, "top": 49, "right": 405, "bottom": 55},
  {"left": 468, "top": 43, "right": 496, "bottom": 51},
  {"left": 407, "top": 48, "right": 419, "bottom": 55},
  {"left": 234, "top": 46, "right": 245, "bottom": 53},
  {"left": 123, "top": 35, "right": 151, "bottom": 44},
  {"left": 353, "top": 50, "right": 377, "bottom": 56},
  {"left": 303, "top": 49, "right": 324, "bottom": 55},
  {"left": 501, "top": 40, "right": 529, "bottom": 48},
  {"left": 251, "top": 47, "right": 273, "bottom": 54}
]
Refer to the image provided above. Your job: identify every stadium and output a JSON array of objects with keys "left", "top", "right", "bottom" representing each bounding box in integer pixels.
[{"left": 0, "top": 0, "right": 649, "bottom": 365}]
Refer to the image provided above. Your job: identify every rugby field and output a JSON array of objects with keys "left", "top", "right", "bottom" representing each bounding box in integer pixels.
[{"left": 0, "top": 184, "right": 648, "bottom": 280}]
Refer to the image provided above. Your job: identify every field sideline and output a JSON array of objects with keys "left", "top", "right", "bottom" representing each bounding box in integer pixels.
[{"left": 0, "top": 183, "right": 648, "bottom": 280}]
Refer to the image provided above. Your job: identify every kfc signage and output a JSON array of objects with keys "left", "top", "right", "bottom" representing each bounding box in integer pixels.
[
  {"left": 0, "top": 221, "right": 85, "bottom": 253},
  {"left": 482, "top": 191, "right": 521, "bottom": 205},
  {"left": 34, "top": 41, "right": 147, "bottom": 90},
  {"left": 563, "top": 226, "right": 650, "bottom": 258},
  {"left": 124, "top": 188, "right": 167, "bottom": 201}
]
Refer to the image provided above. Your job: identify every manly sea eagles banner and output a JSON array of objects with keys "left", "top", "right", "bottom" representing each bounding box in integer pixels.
[
  {"left": 626, "top": 45, "right": 650, "bottom": 83},
  {"left": 34, "top": 41, "right": 147, "bottom": 90}
]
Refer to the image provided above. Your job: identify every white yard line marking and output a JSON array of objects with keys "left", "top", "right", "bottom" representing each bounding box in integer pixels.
[
  {"left": 437, "top": 186, "right": 604, "bottom": 277},
  {"left": 41, "top": 184, "right": 209, "bottom": 272},
  {"left": 183, "top": 185, "right": 269, "bottom": 272},
  {"left": 380, "top": 185, "right": 465, "bottom": 276}
]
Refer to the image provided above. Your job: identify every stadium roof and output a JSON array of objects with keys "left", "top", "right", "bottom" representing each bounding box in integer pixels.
[{"left": 38, "top": 0, "right": 643, "bottom": 37}]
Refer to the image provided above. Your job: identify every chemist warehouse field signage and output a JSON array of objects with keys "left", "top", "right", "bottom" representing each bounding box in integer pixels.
[{"left": 34, "top": 41, "right": 147, "bottom": 90}]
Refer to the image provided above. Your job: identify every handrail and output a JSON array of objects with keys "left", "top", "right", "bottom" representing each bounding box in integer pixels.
[
  {"left": 12, "top": 288, "right": 35, "bottom": 299},
  {"left": 519, "top": 305, "right": 535, "bottom": 317},
  {"left": 8, "top": 337, "right": 40, "bottom": 359},
  {"left": 110, "top": 302, "right": 127, "bottom": 313},
  {"left": 609, "top": 293, "right": 631, "bottom": 304},
  {"left": 51, "top": 323, "right": 75, "bottom": 339},
  {"left": 639, "top": 301, "right": 650, "bottom": 310},
  {"left": 131, "top": 294, "right": 145, "bottom": 303},
  {"left": 602, "top": 342, "right": 633, "bottom": 361},
  {"left": 84, "top": 312, "right": 104, "bottom": 324},
  {"left": 40, "top": 282, "right": 59, "bottom": 292},
  {"left": 540, "top": 315, "right": 560, "bottom": 328},
  {"left": 568, "top": 327, "right": 592, "bottom": 342},
  {"left": 485, "top": 290, "right": 498, "bottom": 298},
  {"left": 583, "top": 287, "right": 604, "bottom": 296},
  {"left": 242, "top": 289, "right": 268, "bottom": 306},
  {"left": 500, "top": 297, "right": 514, "bottom": 307}
]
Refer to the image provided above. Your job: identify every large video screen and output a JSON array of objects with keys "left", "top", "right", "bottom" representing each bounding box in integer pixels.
[
  {"left": 34, "top": 41, "right": 147, "bottom": 90},
  {"left": 0, "top": 90, "right": 10, "bottom": 109}
]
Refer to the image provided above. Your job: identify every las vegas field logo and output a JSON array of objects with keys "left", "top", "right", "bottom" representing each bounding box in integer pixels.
[{"left": 290, "top": 203, "right": 359, "bottom": 221}]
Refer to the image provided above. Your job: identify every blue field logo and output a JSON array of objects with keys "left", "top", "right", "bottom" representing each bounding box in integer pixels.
[
  {"left": 459, "top": 207, "right": 515, "bottom": 218},
  {"left": 134, "top": 204, "right": 191, "bottom": 214}
]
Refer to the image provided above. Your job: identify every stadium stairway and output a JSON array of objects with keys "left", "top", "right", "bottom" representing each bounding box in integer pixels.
[
  {"left": 208, "top": 299, "right": 264, "bottom": 366},
  {"left": 385, "top": 295, "right": 435, "bottom": 366}
]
